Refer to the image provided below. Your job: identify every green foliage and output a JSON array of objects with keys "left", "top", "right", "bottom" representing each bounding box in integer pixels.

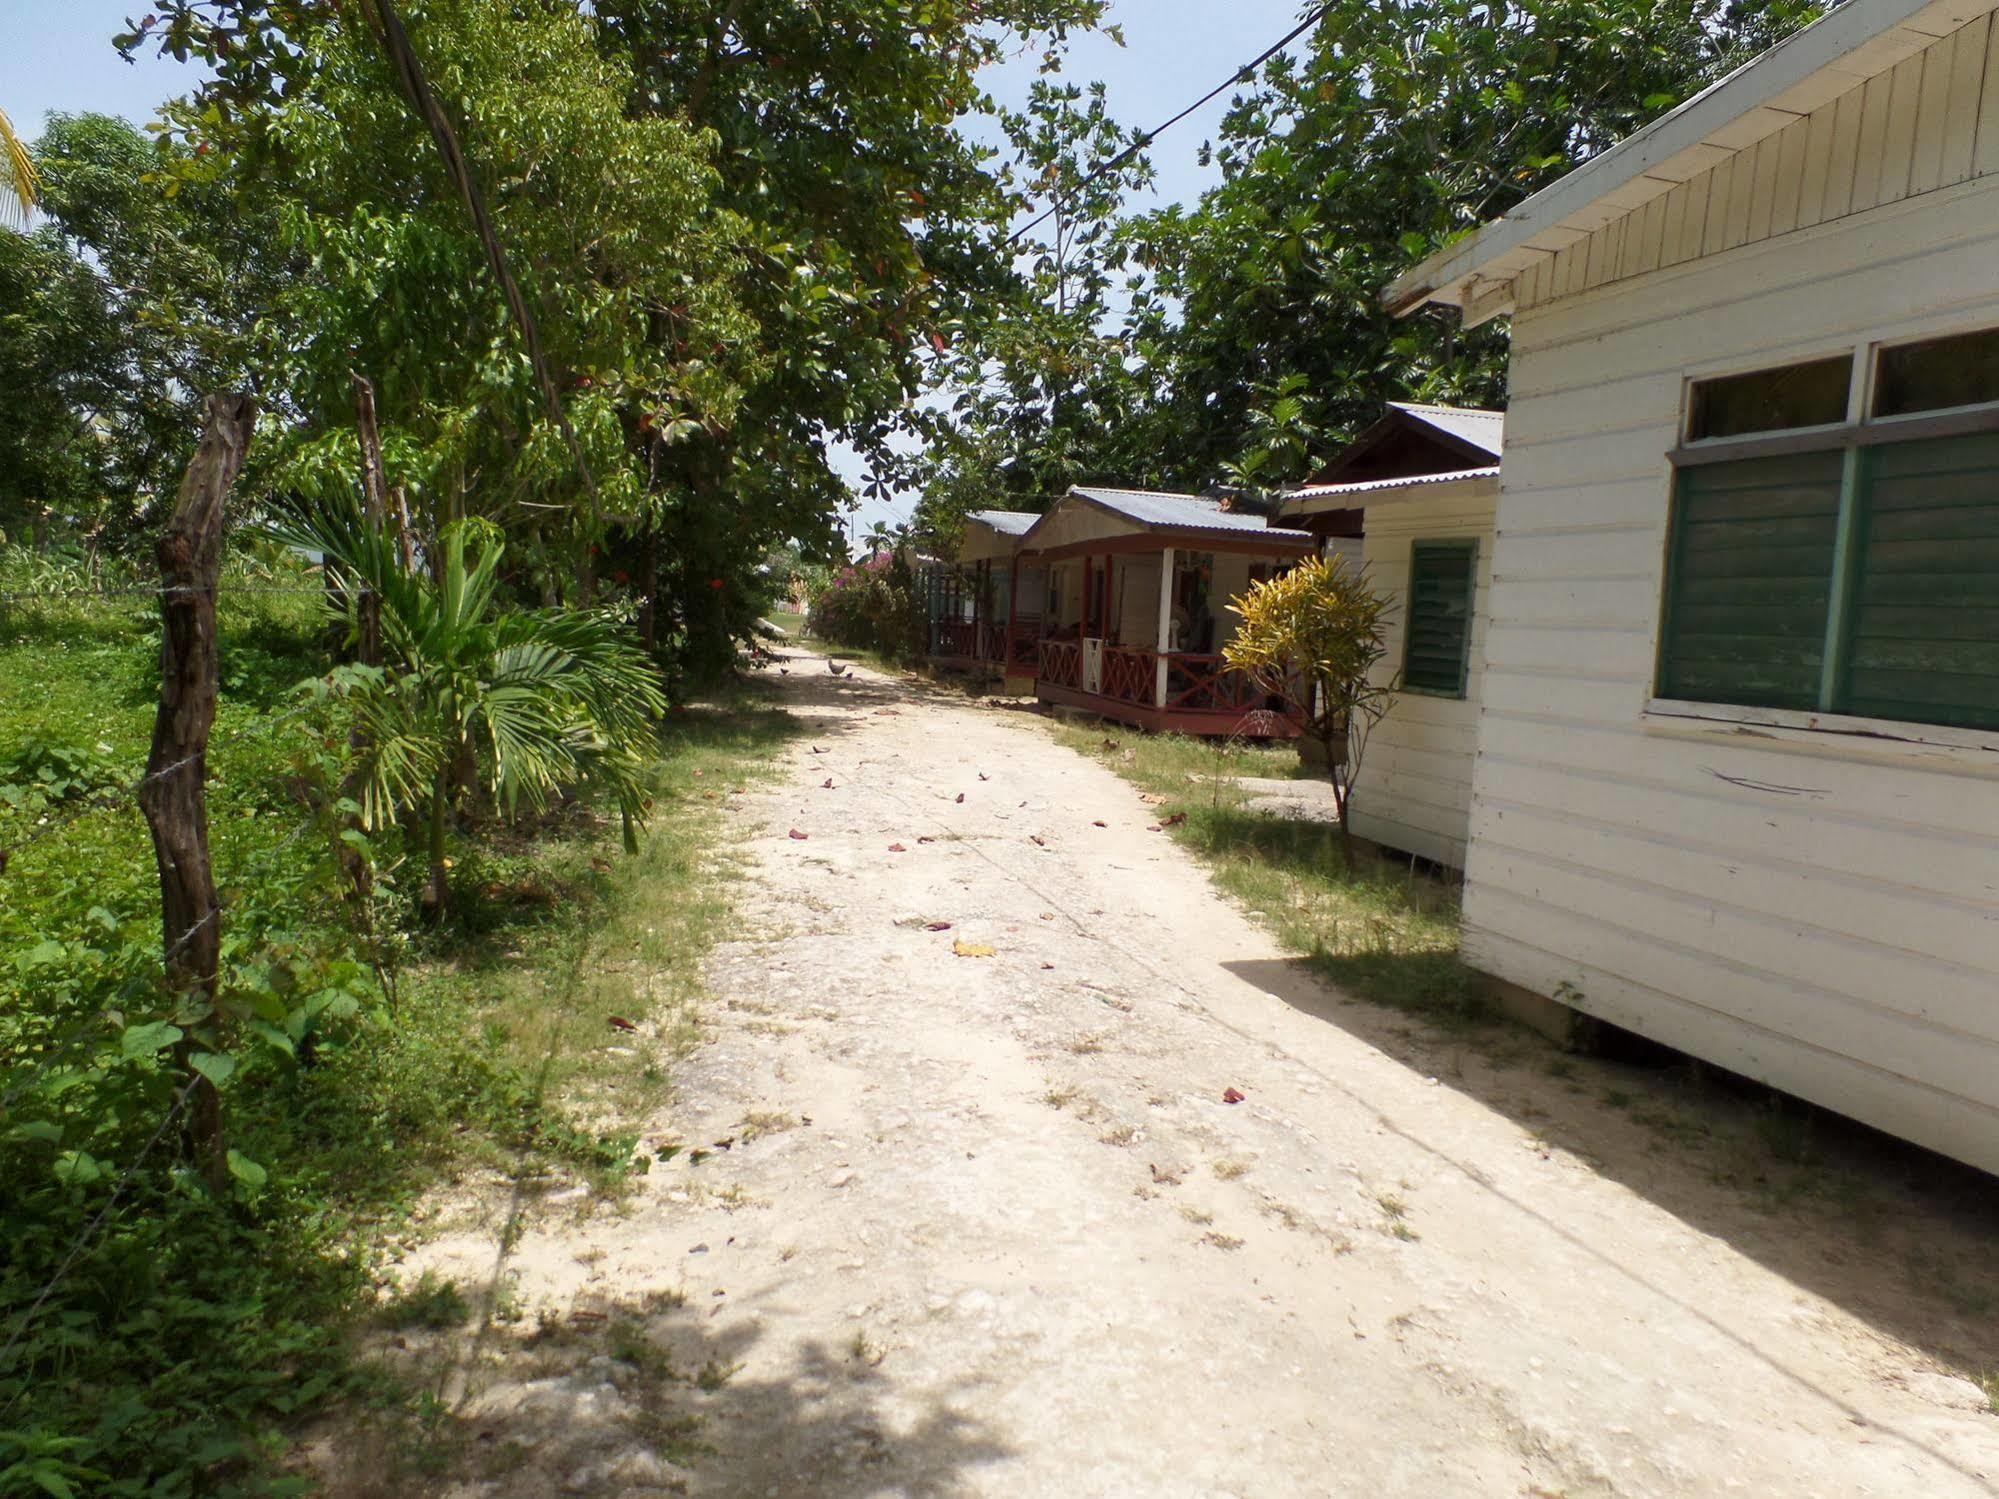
[
  {"left": 0, "top": 547, "right": 785, "bottom": 1492},
  {"left": 1224, "top": 554, "right": 1395, "bottom": 864}
]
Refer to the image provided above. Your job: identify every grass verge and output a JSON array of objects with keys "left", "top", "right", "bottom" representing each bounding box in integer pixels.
[
  {"left": 1046, "top": 723, "right": 1480, "bottom": 1027},
  {"left": 0, "top": 556, "right": 796, "bottom": 1495}
]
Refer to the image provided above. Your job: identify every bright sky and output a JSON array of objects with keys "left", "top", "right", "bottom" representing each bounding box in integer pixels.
[{"left": 0, "top": 0, "right": 1315, "bottom": 541}]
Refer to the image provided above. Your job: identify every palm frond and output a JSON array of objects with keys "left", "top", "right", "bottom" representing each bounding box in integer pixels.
[{"left": 0, "top": 107, "right": 37, "bottom": 227}]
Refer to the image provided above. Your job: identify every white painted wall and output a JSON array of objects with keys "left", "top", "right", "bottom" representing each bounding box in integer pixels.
[
  {"left": 1469, "top": 163, "right": 1999, "bottom": 1174},
  {"left": 1351, "top": 481, "right": 1498, "bottom": 870}
]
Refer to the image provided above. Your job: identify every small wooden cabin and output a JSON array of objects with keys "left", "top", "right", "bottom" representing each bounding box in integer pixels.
[
  {"left": 1280, "top": 404, "right": 1505, "bottom": 868},
  {"left": 922, "top": 509, "right": 1039, "bottom": 682},
  {"left": 1015, "top": 487, "right": 1318, "bottom": 735},
  {"left": 1389, "top": 0, "right": 1999, "bottom": 1174}
]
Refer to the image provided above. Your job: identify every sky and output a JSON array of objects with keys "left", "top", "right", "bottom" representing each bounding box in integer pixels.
[{"left": 0, "top": 0, "right": 1314, "bottom": 541}]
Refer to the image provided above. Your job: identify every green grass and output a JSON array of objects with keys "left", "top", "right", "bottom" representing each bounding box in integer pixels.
[
  {"left": 1048, "top": 723, "right": 1480, "bottom": 1027},
  {"left": 0, "top": 550, "right": 796, "bottom": 1495}
]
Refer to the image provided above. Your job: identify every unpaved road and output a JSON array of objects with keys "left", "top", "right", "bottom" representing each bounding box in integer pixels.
[{"left": 361, "top": 654, "right": 1999, "bottom": 1498}]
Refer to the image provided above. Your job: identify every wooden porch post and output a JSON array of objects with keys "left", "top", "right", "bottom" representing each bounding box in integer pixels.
[
  {"left": 1155, "top": 545, "right": 1175, "bottom": 708},
  {"left": 1006, "top": 558, "right": 1020, "bottom": 674}
]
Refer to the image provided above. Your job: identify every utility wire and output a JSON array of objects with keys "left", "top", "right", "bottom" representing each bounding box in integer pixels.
[{"left": 1008, "top": 2, "right": 1331, "bottom": 245}]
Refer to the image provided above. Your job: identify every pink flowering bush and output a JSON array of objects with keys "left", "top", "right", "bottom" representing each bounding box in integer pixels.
[{"left": 806, "top": 550, "right": 924, "bottom": 659}]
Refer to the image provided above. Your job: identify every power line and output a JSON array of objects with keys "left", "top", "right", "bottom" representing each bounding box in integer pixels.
[{"left": 1008, "top": 3, "right": 1331, "bottom": 246}]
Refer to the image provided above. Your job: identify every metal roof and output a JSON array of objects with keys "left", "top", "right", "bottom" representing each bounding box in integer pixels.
[
  {"left": 1069, "top": 487, "right": 1313, "bottom": 539},
  {"left": 965, "top": 509, "right": 1037, "bottom": 536},
  {"left": 1279, "top": 465, "right": 1501, "bottom": 519},
  {"left": 1388, "top": 403, "right": 1505, "bottom": 457},
  {"left": 1385, "top": 0, "right": 1991, "bottom": 323}
]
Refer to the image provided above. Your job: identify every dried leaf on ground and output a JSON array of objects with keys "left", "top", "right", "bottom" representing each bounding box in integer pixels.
[
  {"left": 1222, "top": 1087, "right": 1246, "bottom": 1105},
  {"left": 924, "top": 920, "right": 953, "bottom": 932},
  {"left": 917, "top": 836, "right": 937, "bottom": 844},
  {"left": 607, "top": 1016, "right": 637, "bottom": 1032},
  {"left": 1092, "top": 820, "right": 1108, "bottom": 828},
  {"left": 788, "top": 828, "right": 810, "bottom": 840},
  {"left": 1162, "top": 813, "right": 1187, "bottom": 827},
  {"left": 955, "top": 792, "right": 966, "bottom": 803},
  {"left": 1030, "top": 835, "right": 1047, "bottom": 847},
  {"left": 822, "top": 778, "right": 836, "bottom": 789},
  {"left": 875, "top": 708, "right": 901, "bottom": 716},
  {"left": 887, "top": 843, "right": 907, "bottom": 853},
  {"left": 953, "top": 939, "right": 997, "bottom": 958}
]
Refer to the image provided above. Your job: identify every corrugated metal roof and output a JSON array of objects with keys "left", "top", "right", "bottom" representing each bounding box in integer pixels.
[
  {"left": 1280, "top": 465, "right": 1501, "bottom": 516},
  {"left": 966, "top": 509, "right": 1037, "bottom": 536},
  {"left": 1388, "top": 403, "right": 1505, "bottom": 458},
  {"left": 1070, "top": 487, "right": 1313, "bottom": 541}
]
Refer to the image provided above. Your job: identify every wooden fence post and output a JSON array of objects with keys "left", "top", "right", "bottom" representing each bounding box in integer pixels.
[{"left": 137, "top": 392, "right": 258, "bottom": 1193}]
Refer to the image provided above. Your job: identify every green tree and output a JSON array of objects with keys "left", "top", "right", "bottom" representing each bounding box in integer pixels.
[
  {"left": 1224, "top": 554, "right": 1394, "bottom": 869},
  {"left": 1119, "top": 0, "right": 1826, "bottom": 485}
]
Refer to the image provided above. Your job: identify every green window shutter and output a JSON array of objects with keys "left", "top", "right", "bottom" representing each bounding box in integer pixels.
[
  {"left": 1404, "top": 540, "right": 1477, "bottom": 696},
  {"left": 1658, "top": 451, "right": 1844, "bottom": 710},
  {"left": 1841, "top": 430, "right": 1999, "bottom": 729}
]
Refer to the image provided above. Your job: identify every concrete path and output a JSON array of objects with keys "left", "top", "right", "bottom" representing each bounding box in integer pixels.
[{"left": 373, "top": 653, "right": 1999, "bottom": 1499}]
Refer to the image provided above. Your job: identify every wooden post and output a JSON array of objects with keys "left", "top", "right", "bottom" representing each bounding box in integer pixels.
[
  {"left": 1155, "top": 545, "right": 1175, "bottom": 708},
  {"left": 138, "top": 392, "right": 258, "bottom": 1194},
  {"left": 1005, "top": 560, "right": 1020, "bottom": 678}
]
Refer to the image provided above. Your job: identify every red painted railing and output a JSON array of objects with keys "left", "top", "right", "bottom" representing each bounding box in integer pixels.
[
  {"left": 932, "top": 619, "right": 981, "bottom": 658},
  {"left": 1100, "top": 646, "right": 1158, "bottom": 706},
  {"left": 1039, "top": 638, "right": 1083, "bottom": 689},
  {"left": 1164, "top": 654, "right": 1289, "bottom": 714}
]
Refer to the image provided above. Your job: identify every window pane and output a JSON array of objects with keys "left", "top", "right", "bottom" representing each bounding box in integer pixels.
[
  {"left": 1688, "top": 357, "right": 1852, "bottom": 441},
  {"left": 1840, "top": 432, "right": 1999, "bottom": 729},
  {"left": 1658, "top": 452, "right": 1842, "bottom": 709},
  {"left": 1873, "top": 327, "right": 1999, "bottom": 419},
  {"left": 1404, "top": 541, "right": 1476, "bottom": 696}
]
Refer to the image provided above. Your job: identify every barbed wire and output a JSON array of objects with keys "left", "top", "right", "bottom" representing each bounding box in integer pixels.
[
  {"left": 0, "top": 1090, "right": 190, "bottom": 1416},
  {"left": 0, "top": 579, "right": 333, "bottom": 608},
  {"left": 0, "top": 695, "right": 333, "bottom": 867}
]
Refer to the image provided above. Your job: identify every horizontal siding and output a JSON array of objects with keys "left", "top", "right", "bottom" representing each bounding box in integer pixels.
[
  {"left": 1511, "top": 13, "right": 1999, "bottom": 316},
  {"left": 1471, "top": 162, "right": 1999, "bottom": 1175},
  {"left": 1351, "top": 491, "right": 1496, "bottom": 868}
]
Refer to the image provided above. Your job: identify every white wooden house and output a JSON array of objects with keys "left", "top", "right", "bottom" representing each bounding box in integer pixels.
[
  {"left": 1280, "top": 404, "right": 1506, "bottom": 868},
  {"left": 1389, "top": 0, "right": 1999, "bottom": 1174}
]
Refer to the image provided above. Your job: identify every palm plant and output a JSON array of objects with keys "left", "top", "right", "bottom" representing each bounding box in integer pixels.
[
  {"left": 1, "top": 107, "right": 36, "bottom": 226},
  {"left": 267, "top": 493, "right": 666, "bottom": 912}
]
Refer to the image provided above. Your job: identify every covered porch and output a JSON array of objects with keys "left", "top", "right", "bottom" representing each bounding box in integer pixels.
[
  {"left": 921, "top": 509, "right": 1040, "bottom": 679},
  {"left": 1016, "top": 487, "right": 1317, "bottom": 737}
]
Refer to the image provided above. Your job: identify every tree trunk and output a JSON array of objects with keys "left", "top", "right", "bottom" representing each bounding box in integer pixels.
[
  {"left": 422, "top": 766, "right": 451, "bottom": 919},
  {"left": 637, "top": 522, "right": 660, "bottom": 655},
  {"left": 351, "top": 372, "right": 387, "bottom": 668},
  {"left": 137, "top": 392, "right": 258, "bottom": 1194}
]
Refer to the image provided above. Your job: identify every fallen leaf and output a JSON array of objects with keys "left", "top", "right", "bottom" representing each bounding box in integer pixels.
[
  {"left": 1039, "top": 912, "right": 1054, "bottom": 920},
  {"left": 822, "top": 778, "right": 836, "bottom": 789},
  {"left": 1040, "top": 962, "right": 1056, "bottom": 971},
  {"left": 788, "top": 828, "right": 809, "bottom": 840},
  {"left": 979, "top": 773, "right": 989, "bottom": 781},
  {"left": 954, "top": 792, "right": 966, "bottom": 804},
  {"left": 811, "top": 746, "right": 827, "bottom": 754},
  {"left": 607, "top": 1015, "right": 637, "bottom": 1032},
  {"left": 1092, "top": 820, "right": 1107, "bottom": 828},
  {"left": 1146, "top": 824, "right": 1161, "bottom": 832},
  {"left": 917, "top": 836, "right": 937, "bottom": 844},
  {"left": 1222, "top": 1087, "right": 1246, "bottom": 1105},
  {"left": 1029, "top": 835, "right": 1046, "bottom": 847},
  {"left": 953, "top": 939, "right": 996, "bottom": 958},
  {"left": 887, "top": 843, "right": 907, "bottom": 853},
  {"left": 712, "top": 1137, "right": 736, "bottom": 1151},
  {"left": 1162, "top": 812, "right": 1187, "bottom": 827},
  {"left": 924, "top": 920, "right": 953, "bottom": 932},
  {"left": 875, "top": 708, "right": 900, "bottom": 716},
  {"left": 590, "top": 856, "right": 613, "bottom": 873},
  {"left": 1140, "top": 793, "right": 1166, "bottom": 805},
  {"left": 688, "top": 1149, "right": 711, "bottom": 1166}
]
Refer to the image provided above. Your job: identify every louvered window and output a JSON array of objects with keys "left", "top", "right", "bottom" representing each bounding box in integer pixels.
[
  {"left": 1404, "top": 540, "right": 1477, "bottom": 697},
  {"left": 1659, "top": 333, "right": 1999, "bottom": 731}
]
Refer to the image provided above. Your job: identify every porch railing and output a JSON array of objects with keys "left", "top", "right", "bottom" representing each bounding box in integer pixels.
[
  {"left": 1039, "top": 638, "right": 1083, "bottom": 690},
  {"left": 1006, "top": 622, "right": 1040, "bottom": 668},
  {"left": 1164, "top": 654, "right": 1292, "bottom": 714},
  {"left": 932, "top": 619, "right": 980, "bottom": 658},
  {"left": 1100, "top": 646, "right": 1158, "bottom": 706}
]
